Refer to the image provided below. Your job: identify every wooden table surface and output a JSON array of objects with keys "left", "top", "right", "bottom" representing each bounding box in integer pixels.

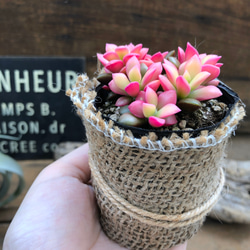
[{"left": 1, "top": 157, "right": 250, "bottom": 250}]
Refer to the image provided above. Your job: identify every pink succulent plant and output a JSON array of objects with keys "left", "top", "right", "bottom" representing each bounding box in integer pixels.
[
  {"left": 109, "top": 56, "right": 162, "bottom": 106},
  {"left": 97, "top": 42, "right": 224, "bottom": 128},
  {"left": 143, "top": 51, "right": 169, "bottom": 65},
  {"left": 159, "top": 43, "right": 223, "bottom": 111},
  {"left": 97, "top": 43, "right": 149, "bottom": 73},
  {"left": 177, "top": 42, "right": 223, "bottom": 86},
  {"left": 128, "top": 88, "right": 181, "bottom": 127}
]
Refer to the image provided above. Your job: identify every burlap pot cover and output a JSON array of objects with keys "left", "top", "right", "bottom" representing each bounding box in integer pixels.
[{"left": 68, "top": 75, "right": 245, "bottom": 250}]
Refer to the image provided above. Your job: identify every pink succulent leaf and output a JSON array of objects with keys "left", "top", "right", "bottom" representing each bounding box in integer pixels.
[
  {"left": 145, "top": 53, "right": 151, "bottom": 58},
  {"left": 151, "top": 52, "right": 164, "bottom": 62},
  {"left": 178, "top": 47, "right": 185, "bottom": 64},
  {"left": 102, "top": 85, "right": 110, "bottom": 90},
  {"left": 123, "top": 53, "right": 140, "bottom": 64},
  {"left": 178, "top": 61, "right": 187, "bottom": 75},
  {"left": 105, "top": 60, "right": 124, "bottom": 73},
  {"left": 141, "top": 67, "right": 157, "bottom": 88},
  {"left": 142, "top": 62, "right": 162, "bottom": 84},
  {"left": 164, "top": 115, "right": 178, "bottom": 126},
  {"left": 105, "top": 43, "right": 117, "bottom": 52},
  {"left": 103, "top": 51, "right": 120, "bottom": 61},
  {"left": 118, "top": 113, "right": 145, "bottom": 127},
  {"left": 115, "top": 46, "right": 129, "bottom": 60},
  {"left": 97, "top": 53, "right": 109, "bottom": 66},
  {"left": 148, "top": 116, "right": 165, "bottom": 128},
  {"left": 128, "top": 65, "right": 141, "bottom": 82},
  {"left": 202, "top": 55, "right": 221, "bottom": 65},
  {"left": 199, "top": 53, "right": 207, "bottom": 60},
  {"left": 176, "top": 76, "right": 191, "bottom": 99},
  {"left": 189, "top": 71, "right": 211, "bottom": 90},
  {"left": 215, "top": 63, "right": 223, "bottom": 68},
  {"left": 115, "top": 96, "right": 133, "bottom": 106},
  {"left": 125, "top": 81, "right": 140, "bottom": 97},
  {"left": 112, "top": 73, "right": 130, "bottom": 90},
  {"left": 162, "top": 51, "right": 169, "bottom": 58},
  {"left": 156, "top": 104, "right": 181, "bottom": 119},
  {"left": 128, "top": 100, "right": 145, "bottom": 118},
  {"left": 130, "top": 43, "right": 143, "bottom": 54},
  {"left": 201, "top": 65, "right": 220, "bottom": 82},
  {"left": 127, "top": 43, "right": 135, "bottom": 51},
  {"left": 204, "top": 79, "right": 220, "bottom": 86},
  {"left": 126, "top": 56, "right": 140, "bottom": 75},
  {"left": 188, "top": 86, "right": 223, "bottom": 101},
  {"left": 140, "top": 59, "right": 154, "bottom": 67},
  {"left": 149, "top": 62, "right": 162, "bottom": 79},
  {"left": 142, "top": 103, "right": 156, "bottom": 118},
  {"left": 183, "top": 70, "right": 191, "bottom": 82},
  {"left": 139, "top": 48, "right": 150, "bottom": 59},
  {"left": 108, "top": 80, "right": 127, "bottom": 95},
  {"left": 185, "top": 42, "right": 199, "bottom": 61},
  {"left": 145, "top": 87, "right": 158, "bottom": 106},
  {"left": 185, "top": 55, "right": 202, "bottom": 78},
  {"left": 135, "top": 91, "right": 146, "bottom": 102},
  {"left": 144, "top": 80, "right": 161, "bottom": 92},
  {"left": 120, "top": 66, "right": 126, "bottom": 74},
  {"left": 159, "top": 75, "right": 176, "bottom": 91},
  {"left": 163, "top": 63, "right": 179, "bottom": 86},
  {"left": 157, "top": 90, "right": 177, "bottom": 109}
]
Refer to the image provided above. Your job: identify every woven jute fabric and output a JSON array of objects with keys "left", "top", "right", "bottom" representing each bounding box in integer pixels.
[
  {"left": 85, "top": 120, "right": 225, "bottom": 249},
  {"left": 68, "top": 75, "right": 245, "bottom": 249}
]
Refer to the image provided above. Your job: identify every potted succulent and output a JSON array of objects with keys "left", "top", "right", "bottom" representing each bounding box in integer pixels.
[{"left": 68, "top": 42, "right": 245, "bottom": 249}]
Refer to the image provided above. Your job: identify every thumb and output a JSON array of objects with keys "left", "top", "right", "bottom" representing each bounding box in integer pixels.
[{"left": 33, "top": 143, "right": 90, "bottom": 185}]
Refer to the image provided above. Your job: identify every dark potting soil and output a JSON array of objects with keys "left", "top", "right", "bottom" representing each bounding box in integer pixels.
[{"left": 98, "top": 98, "right": 229, "bottom": 132}]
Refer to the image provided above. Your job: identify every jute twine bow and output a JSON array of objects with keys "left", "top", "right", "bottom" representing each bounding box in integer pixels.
[{"left": 90, "top": 160, "right": 225, "bottom": 229}]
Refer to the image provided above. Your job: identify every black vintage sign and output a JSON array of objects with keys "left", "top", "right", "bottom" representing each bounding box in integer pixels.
[{"left": 0, "top": 57, "right": 86, "bottom": 159}]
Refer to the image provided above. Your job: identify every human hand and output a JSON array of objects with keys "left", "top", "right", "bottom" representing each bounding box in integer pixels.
[{"left": 3, "top": 143, "right": 187, "bottom": 250}]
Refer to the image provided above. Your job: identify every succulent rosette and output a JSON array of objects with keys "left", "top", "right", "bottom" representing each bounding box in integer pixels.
[
  {"left": 128, "top": 88, "right": 181, "bottom": 127},
  {"left": 109, "top": 56, "right": 162, "bottom": 105},
  {"left": 97, "top": 43, "right": 149, "bottom": 73},
  {"left": 97, "top": 42, "right": 223, "bottom": 128},
  {"left": 160, "top": 42, "right": 223, "bottom": 111}
]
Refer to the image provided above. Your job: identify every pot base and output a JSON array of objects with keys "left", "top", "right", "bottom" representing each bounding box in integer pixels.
[{"left": 90, "top": 159, "right": 225, "bottom": 250}]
